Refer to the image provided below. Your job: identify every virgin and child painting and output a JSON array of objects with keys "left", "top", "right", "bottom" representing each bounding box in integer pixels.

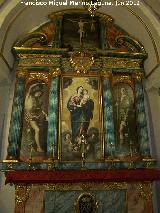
[
  {"left": 20, "top": 80, "right": 48, "bottom": 161},
  {"left": 112, "top": 83, "right": 139, "bottom": 158},
  {"left": 61, "top": 76, "right": 102, "bottom": 161}
]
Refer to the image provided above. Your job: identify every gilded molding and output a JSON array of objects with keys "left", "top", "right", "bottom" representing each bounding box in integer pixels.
[
  {"left": 102, "top": 57, "right": 142, "bottom": 69},
  {"left": 102, "top": 182, "right": 127, "bottom": 190},
  {"left": 18, "top": 54, "right": 61, "bottom": 67},
  {"left": 112, "top": 75, "right": 132, "bottom": 85},
  {"left": 14, "top": 32, "right": 48, "bottom": 47},
  {"left": 27, "top": 72, "right": 49, "bottom": 84},
  {"left": 91, "top": 60, "right": 103, "bottom": 69},
  {"left": 44, "top": 182, "right": 128, "bottom": 191}
]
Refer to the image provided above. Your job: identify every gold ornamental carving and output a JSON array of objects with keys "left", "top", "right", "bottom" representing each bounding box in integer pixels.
[
  {"left": 137, "top": 183, "right": 152, "bottom": 201},
  {"left": 44, "top": 182, "right": 128, "bottom": 191},
  {"left": 16, "top": 69, "right": 28, "bottom": 79},
  {"left": 70, "top": 50, "right": 94, "bottom": 74},
  {"left": 112, "top": 75, "right": 132, "bottom": 85},
  {"left": 49, "top": 68, "right": 61, "bottom": 77},
  {"left": 18, "top": 54, "right": 61, "bottom": 67},
  {"left": 27, "top": 72, "right": 49, "bottom": 84},
  {"left": 102, "top": 182, "right": 127, "bottom": 190},
  {"left": 132, "top": 72, "right": 144, "bottom": 81},
  {"left": 15, "top": 184, "right": 31, "bottom": 204},
  {"left": 45, "top": 183, "right": 73, "bottom": 191},
  {"left": 102, "top": 57, "right": 142, "bottom": 69}
]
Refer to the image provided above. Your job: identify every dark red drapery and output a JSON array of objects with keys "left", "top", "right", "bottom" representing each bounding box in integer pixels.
[{"left": 5, "top": 169, "right": 160, "bottom": 184}]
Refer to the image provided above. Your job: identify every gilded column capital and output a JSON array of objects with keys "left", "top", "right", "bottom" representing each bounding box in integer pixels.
[
  {"left": 49, "top": 68, "right": 61, "bottom": 77},
  {"left": 16, "top": 68, "right": 28, "bottom": 79},
  {"left": 101, "top": 70, "right": 112, "bottom": 78},
  {"left": 112, "top": 75, "right": 132, "bottom": 85},
  {"left": 132, "top": 72, "right": 144, "bottom": 81}
]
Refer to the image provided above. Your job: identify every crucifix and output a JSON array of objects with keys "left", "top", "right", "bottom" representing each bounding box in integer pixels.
[{"left": 68, "top": 18, "right": 96, "bottom": 47}]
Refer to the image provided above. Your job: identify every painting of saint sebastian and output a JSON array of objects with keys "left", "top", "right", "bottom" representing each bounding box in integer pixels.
[{"left": 67, "top": 86, "right": 94, "bottom": 146}]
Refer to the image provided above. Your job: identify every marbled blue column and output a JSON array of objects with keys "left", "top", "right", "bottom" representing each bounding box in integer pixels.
[
  {"left": 135, "top": 79, "right": 150, "bottom": 156},
  {"left": 103, "top": 78, "right": 115, "bottom": 157},
  {"left": 8, "top": 77, "right": 26, "bottom": 159},
  {"left": 47, "top": 77, "right": 59, "bottom": 158}
]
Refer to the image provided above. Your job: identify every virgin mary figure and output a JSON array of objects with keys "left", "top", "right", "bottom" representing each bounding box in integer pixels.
[{"left": 67, "top": 86, "right": 94, "bottom": 146}]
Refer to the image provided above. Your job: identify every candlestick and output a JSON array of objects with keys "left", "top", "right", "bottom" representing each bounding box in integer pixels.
[
  {"left": 29, "top": 143, "right": 33, "bottom": 162},
  {"left": 51, "top": 143, "right": 55, "bottom": 170},
  {"left": 28, "top": 143, "right": 33, "bottom": 170},
  {"left": 81, "top": 134, "right": 86, "bottom": 170},
  {"left": 52, "top": 143, "right": 55, "bottom": 160},
  {"left": 110, "top": 142, "right": 114, "bottom": 159},
  {"left": 129, "top": 140, "right": 133, "bottom": 158}
]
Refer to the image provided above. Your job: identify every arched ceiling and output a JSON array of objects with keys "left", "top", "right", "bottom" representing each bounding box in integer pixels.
[{"left": 0, "top": 0, "right": 160, "bottom": 88}]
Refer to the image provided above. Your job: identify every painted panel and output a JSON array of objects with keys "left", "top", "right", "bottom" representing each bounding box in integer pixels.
[
  {"left": 20, "top": 80, "right": 49, "bottom": 161},
  {"left": 112, "top": 83, "right": 138, "bottom": 158},
  {"left": 60, "top": 76, "right": 103, "bottom": 162}
]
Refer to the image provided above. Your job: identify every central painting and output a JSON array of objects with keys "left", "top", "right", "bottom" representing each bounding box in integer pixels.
[{"left": 60, "top": 75, "right": 103, "bottom": 162}]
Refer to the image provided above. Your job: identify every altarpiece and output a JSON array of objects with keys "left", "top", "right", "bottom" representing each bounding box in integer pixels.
[{"left": 0, "top": 9, "right": 159, "bottom": 213}]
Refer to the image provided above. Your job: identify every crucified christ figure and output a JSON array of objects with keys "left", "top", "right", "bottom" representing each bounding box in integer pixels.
[{"left": 68, "top": 18, "right": 95, "bottom": 47}]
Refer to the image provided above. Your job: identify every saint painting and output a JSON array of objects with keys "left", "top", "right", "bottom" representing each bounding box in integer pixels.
[
  {"left": 113, "top": 83, "right": 138, "bottom": 157},
  {"left": 61, "top": 77, "right": 102, "bottom": 161},
  {"left": 20, "top": 80, "right": 48, "bottom": 161}
]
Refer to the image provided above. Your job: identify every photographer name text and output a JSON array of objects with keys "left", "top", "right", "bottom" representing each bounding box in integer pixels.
[{"left": 21, "top": 0, "right": 140, "bottom": 7}]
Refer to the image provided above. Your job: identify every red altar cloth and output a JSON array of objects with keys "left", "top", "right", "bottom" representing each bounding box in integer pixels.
[{"left": 5, "top": 169, "right": 160, "bottom": 184}]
